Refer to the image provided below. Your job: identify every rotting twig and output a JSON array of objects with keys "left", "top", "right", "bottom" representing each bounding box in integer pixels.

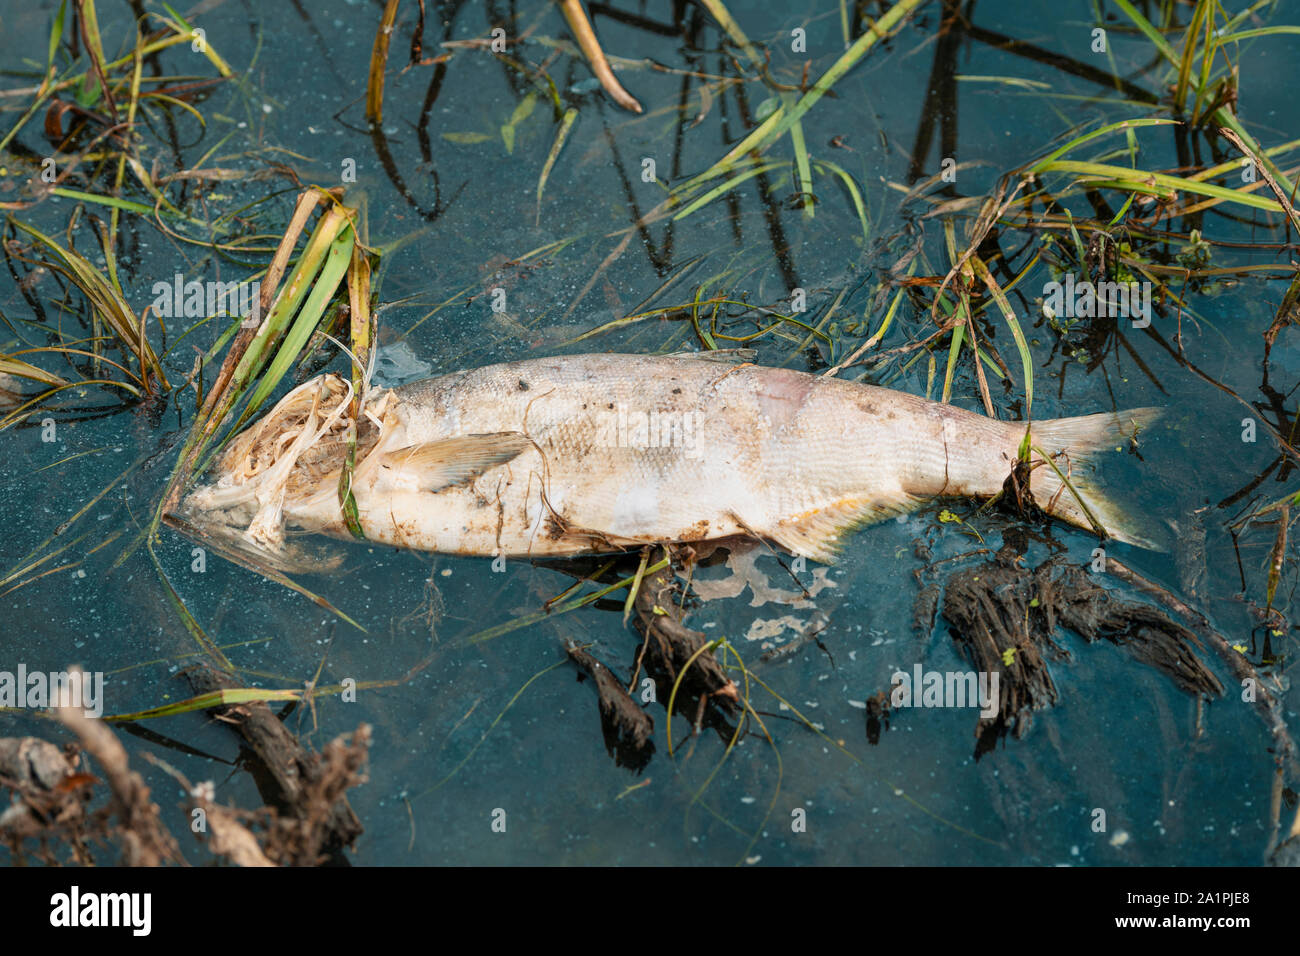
[
  {"left": 1219, "top": 128, "right": 1300, "bottom": 237},
  {"left": 558, "top": 0, "right": 643, "bottom": 113},
  {"left": 187, "top": 665, "right": 365, "bottom": 865},
  {"left": 1105, "top": 557, "right": 1298, "bottom": 780},
  {"left": 565, "top": 642, "right": 654, "bottom": 766},
  {"left": 632, "top": 561, "right": 738, "bottom": 709},
  {"left": 54, "top": 684, "right": 182, "bottom": 866},
  {"left": 0, "top": 737, "right": 87, "bottom": 852},
  {"left": 141, "top": 756, "right": 275, "bottom": 868}
]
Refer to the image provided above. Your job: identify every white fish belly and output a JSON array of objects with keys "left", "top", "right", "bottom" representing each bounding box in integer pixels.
[{"left": 298, "top": 354, "right": 1006, "bottom": 557}]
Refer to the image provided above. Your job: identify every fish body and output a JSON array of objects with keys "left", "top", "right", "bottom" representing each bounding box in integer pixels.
[{"left": 185, "top": 353, "right": 1159, "bottom": 561}]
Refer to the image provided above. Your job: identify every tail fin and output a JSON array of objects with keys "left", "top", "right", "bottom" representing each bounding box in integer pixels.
[{"left": 1025, "top": 407, "right": 1164, "bottom": 549}]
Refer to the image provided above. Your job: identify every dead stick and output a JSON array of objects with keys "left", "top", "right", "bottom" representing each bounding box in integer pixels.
[
  {"left": 55, "top": 682, "right": 180, "bottom": 866},
  {"left": 187, "top": 666, "right": 363, "bottom": 857},
  {"left": 558, "top": 0, "right": 643, "bottom": 113},
  {"left": 633, "top": 563, "right": 738, "bottom": 706},
  {"left": 1106, "top": 558, "right": 1297, "bottom": 778}
]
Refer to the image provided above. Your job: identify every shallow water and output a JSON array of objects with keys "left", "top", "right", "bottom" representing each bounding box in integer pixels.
[{"left": 1, "top": 0, "right": 1296, "bottom": 865}]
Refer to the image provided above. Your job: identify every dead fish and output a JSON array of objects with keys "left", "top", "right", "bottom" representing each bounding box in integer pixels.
[{"left": 183, "top": 352, "right": 1161, "bottom": 562}]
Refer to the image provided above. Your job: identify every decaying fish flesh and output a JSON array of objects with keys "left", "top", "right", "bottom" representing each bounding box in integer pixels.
[{"left": 182, "top": 352, "right": 1161, "bottom": 562}]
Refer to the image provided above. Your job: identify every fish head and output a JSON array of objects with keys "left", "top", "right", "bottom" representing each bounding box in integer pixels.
[{"left": 180, "top": 372, "right": 390, "bottom": 547}]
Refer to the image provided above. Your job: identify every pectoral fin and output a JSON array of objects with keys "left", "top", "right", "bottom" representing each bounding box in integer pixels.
[
  {"left": 381, "top": 432, "right": 532, "bottom": 491},
  {"left": 766, "top": 493, "right": 921, "bottom": 563}
]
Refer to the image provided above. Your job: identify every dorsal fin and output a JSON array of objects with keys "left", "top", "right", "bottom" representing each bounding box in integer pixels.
[{"left": 381, "top": 432, "right": 531, "bottom": 491}]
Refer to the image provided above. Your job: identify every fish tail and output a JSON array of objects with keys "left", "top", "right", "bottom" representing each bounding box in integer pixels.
[{"left": 1021, "top": 407, "right": 1164, "bottom": 549}]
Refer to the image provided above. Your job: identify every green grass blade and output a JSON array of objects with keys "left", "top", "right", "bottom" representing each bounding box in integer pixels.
[
  {"left": 672, "top": 161, "right": 784, "bottom": 219},
  {"left": 9, "top": 217, "right": 168, "bottom": 389},
  {"left": 1025, "top": 118, "right": 1178, "bottom": 175},
  {"left": 536, "top": 106, "right": 578, "bottom": 224},
  {"left": 234, "top": 224, "right": 355, "bottom": 430},
  {"left": 47, "top": 0, "right": 67, "bottom": 69},
  {"left": 812, "top": 159, "right": 869, "bottom": 242},
  {"left": 678, "top": 0, "right": 926, "bottom": 190},
  {"left": 0, "top": 354, "right": 69, "bottom": 388},
  {"left": 787, "top": 93, "right": 815, "bottom": 219},
  {"left": 971, "top": 256, "right": 1033, "bottom": 417},
  {"left": 1040, "top": 159, "right": 1286, "bottom": 213}
]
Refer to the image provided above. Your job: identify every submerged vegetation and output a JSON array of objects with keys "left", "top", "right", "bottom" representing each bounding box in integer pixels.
[{"left": 1, "top": 0, "right": 1299, "bottom": 865}]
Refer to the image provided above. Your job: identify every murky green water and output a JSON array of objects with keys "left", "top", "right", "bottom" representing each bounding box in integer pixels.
[{"left": 2, "top": 0, "right": 1296, "bottom": 865}]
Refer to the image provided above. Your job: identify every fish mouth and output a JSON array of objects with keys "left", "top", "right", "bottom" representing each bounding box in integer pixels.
[{"left": 181, "top": 373, "right": 389, "bottom": 550}]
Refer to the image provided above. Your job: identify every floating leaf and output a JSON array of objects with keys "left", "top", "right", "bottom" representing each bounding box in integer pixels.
[{"left": 442, "top": 131, "right": 493, "bottom": 144}]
